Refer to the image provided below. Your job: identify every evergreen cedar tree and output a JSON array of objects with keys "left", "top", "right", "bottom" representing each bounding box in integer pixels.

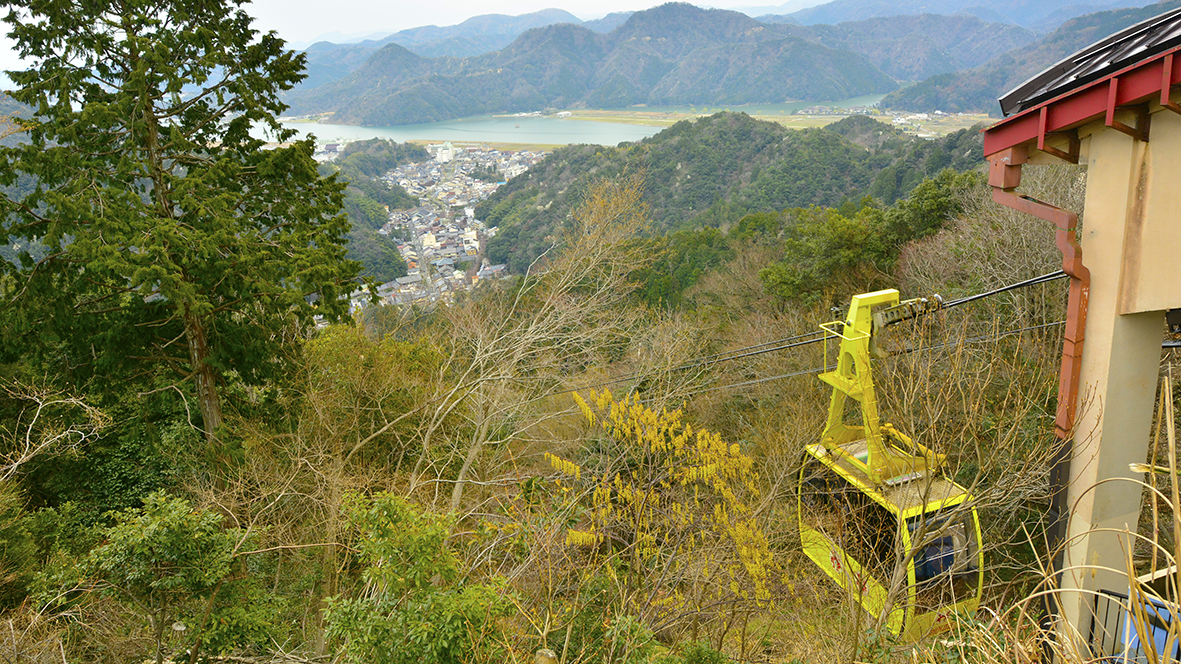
[{"left": 0, "top": 0, "right": 360, "bottom": 442}]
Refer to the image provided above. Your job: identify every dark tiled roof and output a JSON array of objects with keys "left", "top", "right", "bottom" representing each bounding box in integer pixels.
[{"left": 1000, "top": 6, "right": 1181, "bottom": 116}]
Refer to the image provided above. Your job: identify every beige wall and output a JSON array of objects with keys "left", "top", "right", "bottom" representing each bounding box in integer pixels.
[{"left": 1057, "top": 104, "right": 1181, "bottom": 640}]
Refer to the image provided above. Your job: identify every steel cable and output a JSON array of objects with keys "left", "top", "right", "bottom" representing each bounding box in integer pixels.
[
  {"left": 941, "top": 270, "right": 1067, "bottom": 309},
  {"left": 556, "top": 271, "right": 1074, "bottom": 400},
  {"left": 660, "top": 320, "right": 1070, "bottom": 403}
]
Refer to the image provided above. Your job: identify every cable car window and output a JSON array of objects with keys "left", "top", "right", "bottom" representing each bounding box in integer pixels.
[{"left": 907, "top": 509, "right": 979, "bottom": 609}]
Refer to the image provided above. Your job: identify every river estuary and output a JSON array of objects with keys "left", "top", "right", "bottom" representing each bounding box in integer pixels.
[{"left": 273, "top": 95, "right": 888, "bottom": 147}]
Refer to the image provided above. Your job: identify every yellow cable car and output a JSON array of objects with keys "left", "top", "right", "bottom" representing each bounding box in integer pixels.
[{"left": 798, "top": 289, "right": 984, "bottom": 640}]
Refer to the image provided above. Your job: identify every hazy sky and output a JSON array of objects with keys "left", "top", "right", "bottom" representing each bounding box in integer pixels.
[
  {"left": 0, "top": 0, "right": 815, "bottom": 79},
  {"left": 244, "top": 0, "right": 803, "bottom": 45}
]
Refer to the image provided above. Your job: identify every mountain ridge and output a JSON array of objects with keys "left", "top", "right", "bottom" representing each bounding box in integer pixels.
[
  {"left": 782, "top": 0, "right": 1154, "bottom": 30},
  {"left": 879, "top": 0, "right": 1181, "bottom": 113},
  {"left": 292, "top": 5, "right": 1039, "bottom": 114},
  {"left": 297, "top": 8, "right": 630, "bottom": 88},
  {"left": 286, "top": 4, "right": 901, "bottom": 126},
  {"left": 475, "top": 112, "right": 984, "bottom": 273}
]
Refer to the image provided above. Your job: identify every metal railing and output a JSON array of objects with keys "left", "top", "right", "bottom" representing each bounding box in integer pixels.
[{"left": 1090, "top": 589, "right": 1181, "bottom": 662}]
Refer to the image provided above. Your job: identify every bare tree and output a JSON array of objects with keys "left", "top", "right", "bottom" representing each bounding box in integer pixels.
[
  {"left": 401, "top": 174, "right": 658, "bottom": 515},
  {"left": 0, "top": 381, "right": 107, "bottom": 482}
]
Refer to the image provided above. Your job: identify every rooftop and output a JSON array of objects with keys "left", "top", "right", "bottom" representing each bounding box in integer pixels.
[
  {"left": 1000, "top": 6, "right": 1181, "bottom": 116},
  {"left": 984, "top": 4, "right": 1181, "bottom": 159}
]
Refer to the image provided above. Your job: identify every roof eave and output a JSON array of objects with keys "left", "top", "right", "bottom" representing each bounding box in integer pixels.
[{"left": 984, "top": 44, "right": 1181, "bottom": 158}]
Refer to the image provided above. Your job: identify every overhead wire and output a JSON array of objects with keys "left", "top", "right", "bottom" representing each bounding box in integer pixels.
[
  {"left": 642, "top": 364, "right": 837, "bottom": 403},
  {"left": 684, "top": 329, "right": 825, "bottom": 365},
  {"left": 552, "top": 330, "right": 826, "bottom": 397},
  {"left": 941, "top": 270, "right": 1067, "bottom": 309},
  {"left": 557, "top": 270, "right": 1088, "bottom": 402},
  {"left": 657, "top": 320, "right": 1070, "bottom": 404}
]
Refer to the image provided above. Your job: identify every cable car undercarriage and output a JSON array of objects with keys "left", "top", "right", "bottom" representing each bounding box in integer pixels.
[{"left": 798, "top": 289, "right": 984, "bottom": 640}]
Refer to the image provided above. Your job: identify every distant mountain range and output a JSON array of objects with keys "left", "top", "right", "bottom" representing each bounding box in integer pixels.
[
  {"left": 880, "top": 0, "right": 1181, "bottom": 113},
  {"left": 299, "top": 10, "right": 634, "bottom": 89},
  {"left": 771, "top": 0, "right": 1152, "bottom": 31},
  {"left": 297, "top": 3, "right": 1042, "bottom": 92},
  {"left": 286, "top": 4, "right": 903, "bottom": 125},
  {"left": 783, "top": 14, "right": 1034, "bottom": 81},
  {"left": 284, "top": 0, "right": 1172, "bottom": 125}
]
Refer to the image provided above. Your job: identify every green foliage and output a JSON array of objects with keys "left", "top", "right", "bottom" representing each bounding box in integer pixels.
[
  {"left": 30, "top": 492, "right": 280, "bottom": 663},
  {"left": 19, "top": 394, "right": 194, "bottom": 522},
  {"left": 759, "top": 169, "right": 981, "bottom": 305},
  {"left": 881, "top": 169, "right": 983, "bottom": 249},
  {"left": 634, "top": 228, "right": 733, "bottom": 309},
  {"left": 24, "top": 502, "right": 101, "bottom": 611},
  {"left": 347, "top": 226, "right": 409, "bottom": 283},
  {"left": 602, "top": 614, "right": 657, "bottom": 664},
  {"left": 478, "top": 113, "right": 983, "bottom": 275},
  {"left": 0, "top": 483, "right": 35, "bottom": 607},
  {"left": 325, "top": 493, "right": 511, "bottom": 664},
  {"left": 0, "top": 0, "right": 360, "bottom": 438},
  {"left": 87, "top": 491, "right": 233, "bottom": 602},
  {"left": 301, "top": 326, "right": 448, "bottom": 468},
  {"left": 25, "top": 502, "right": 96, "bottom": 561},
  {"left": 730, "top": 211, "right": 783, "bottom": 244},
  {"left": 83, "top": 491, "right": 239, "bottom": 663},
  {"left": 759, "top": 204, "right": 890, "bottom": 305},
  {"left": 31, "top": 491, "right": 282, "bottom": 663},
  {"left": 198, "top": 573, "right": 283, "bottom": 657},
  {"left": 338, "top": 138, "right": 430, "bottom": 179},
  {"left": 678, "top": 640, "right": 728, "bottom": 664}
]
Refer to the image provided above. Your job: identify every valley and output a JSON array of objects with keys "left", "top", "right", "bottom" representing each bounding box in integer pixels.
[
  {"left": 2, "top": 1, "right": 1179, "bottom": 664},
  {"left": 557, "top": 106, "right": 992, "bottom": 136}
]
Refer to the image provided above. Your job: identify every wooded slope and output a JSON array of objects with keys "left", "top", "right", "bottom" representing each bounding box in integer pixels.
[{"left": 476, "top": 113, "right": 983, "bottom": 273}]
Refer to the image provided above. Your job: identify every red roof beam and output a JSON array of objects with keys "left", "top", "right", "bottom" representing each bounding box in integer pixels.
[{"left": 983, "top": 44, "right": 1181, "bottom": 157}]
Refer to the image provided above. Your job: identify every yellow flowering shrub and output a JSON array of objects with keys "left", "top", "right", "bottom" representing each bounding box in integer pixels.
[{"left": 548, "top": 389, "right": 776, "bottom": 634}]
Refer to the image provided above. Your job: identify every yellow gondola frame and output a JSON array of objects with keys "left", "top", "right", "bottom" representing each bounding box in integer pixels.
[{"left": 797, "top": 289, "right": 985, "bottom": 641}]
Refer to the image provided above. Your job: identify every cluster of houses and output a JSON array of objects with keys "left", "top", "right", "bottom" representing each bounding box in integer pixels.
[
  {"left": 795, "top": 105, "right": 875, "bottom": 115},
  {"left": 328, "top": 141, "right": 546, "bottom": 318},
  {"left": 384, "top": 144, "right": 546, "bottom": 209},
  {"left": 341, "top": 207, "right": 508, "bottom": 314}
]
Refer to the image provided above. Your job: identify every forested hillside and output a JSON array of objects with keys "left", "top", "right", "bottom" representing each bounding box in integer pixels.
[
  {"left": 5, "top": 2, "right": 1180, "bottom": 664},
  {"left": 286, "top": 4, "right": 898, "bottom": 125},
  {"left": 477, "top": 112, "right": 983, "bottom": 273},
  {"left": 781, "top": 13, "right": 1035, "bottom": 81},
  {"left": 879, "top": 0, "right": 1181, "bottom": 113},
  {"left": 326, "top": 139, "right": 430, "bottom": 282}
]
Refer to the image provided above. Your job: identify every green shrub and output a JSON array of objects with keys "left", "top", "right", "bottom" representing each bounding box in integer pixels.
[{"left": 325, "top": 493, "right": 511, "bottom": 664}]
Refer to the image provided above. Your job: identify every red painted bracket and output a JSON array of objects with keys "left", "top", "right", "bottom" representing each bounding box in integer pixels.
[
  {"left": 1162, "top": 53, "right": 1181, "bottom": 116},
  {"left": 1038, "top": 107, "right": 1081, "bottom": 163},
  {"left": 1106, "top": 78, "right": 1151, "bottom": 141}
]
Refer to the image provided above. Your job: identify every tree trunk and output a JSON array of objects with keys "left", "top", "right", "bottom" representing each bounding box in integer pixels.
[
  {"left": 449, "top": 399, "right": 492, "bottom": 514},
  {"left": 152, "top": 609, "right": 166, "bottom": 664},
  {"left": 313, "top": 457, "right": 345, "bottom": 657},
  {"left": 183, "top": 306, "right": 223, "bottom": 443}
]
